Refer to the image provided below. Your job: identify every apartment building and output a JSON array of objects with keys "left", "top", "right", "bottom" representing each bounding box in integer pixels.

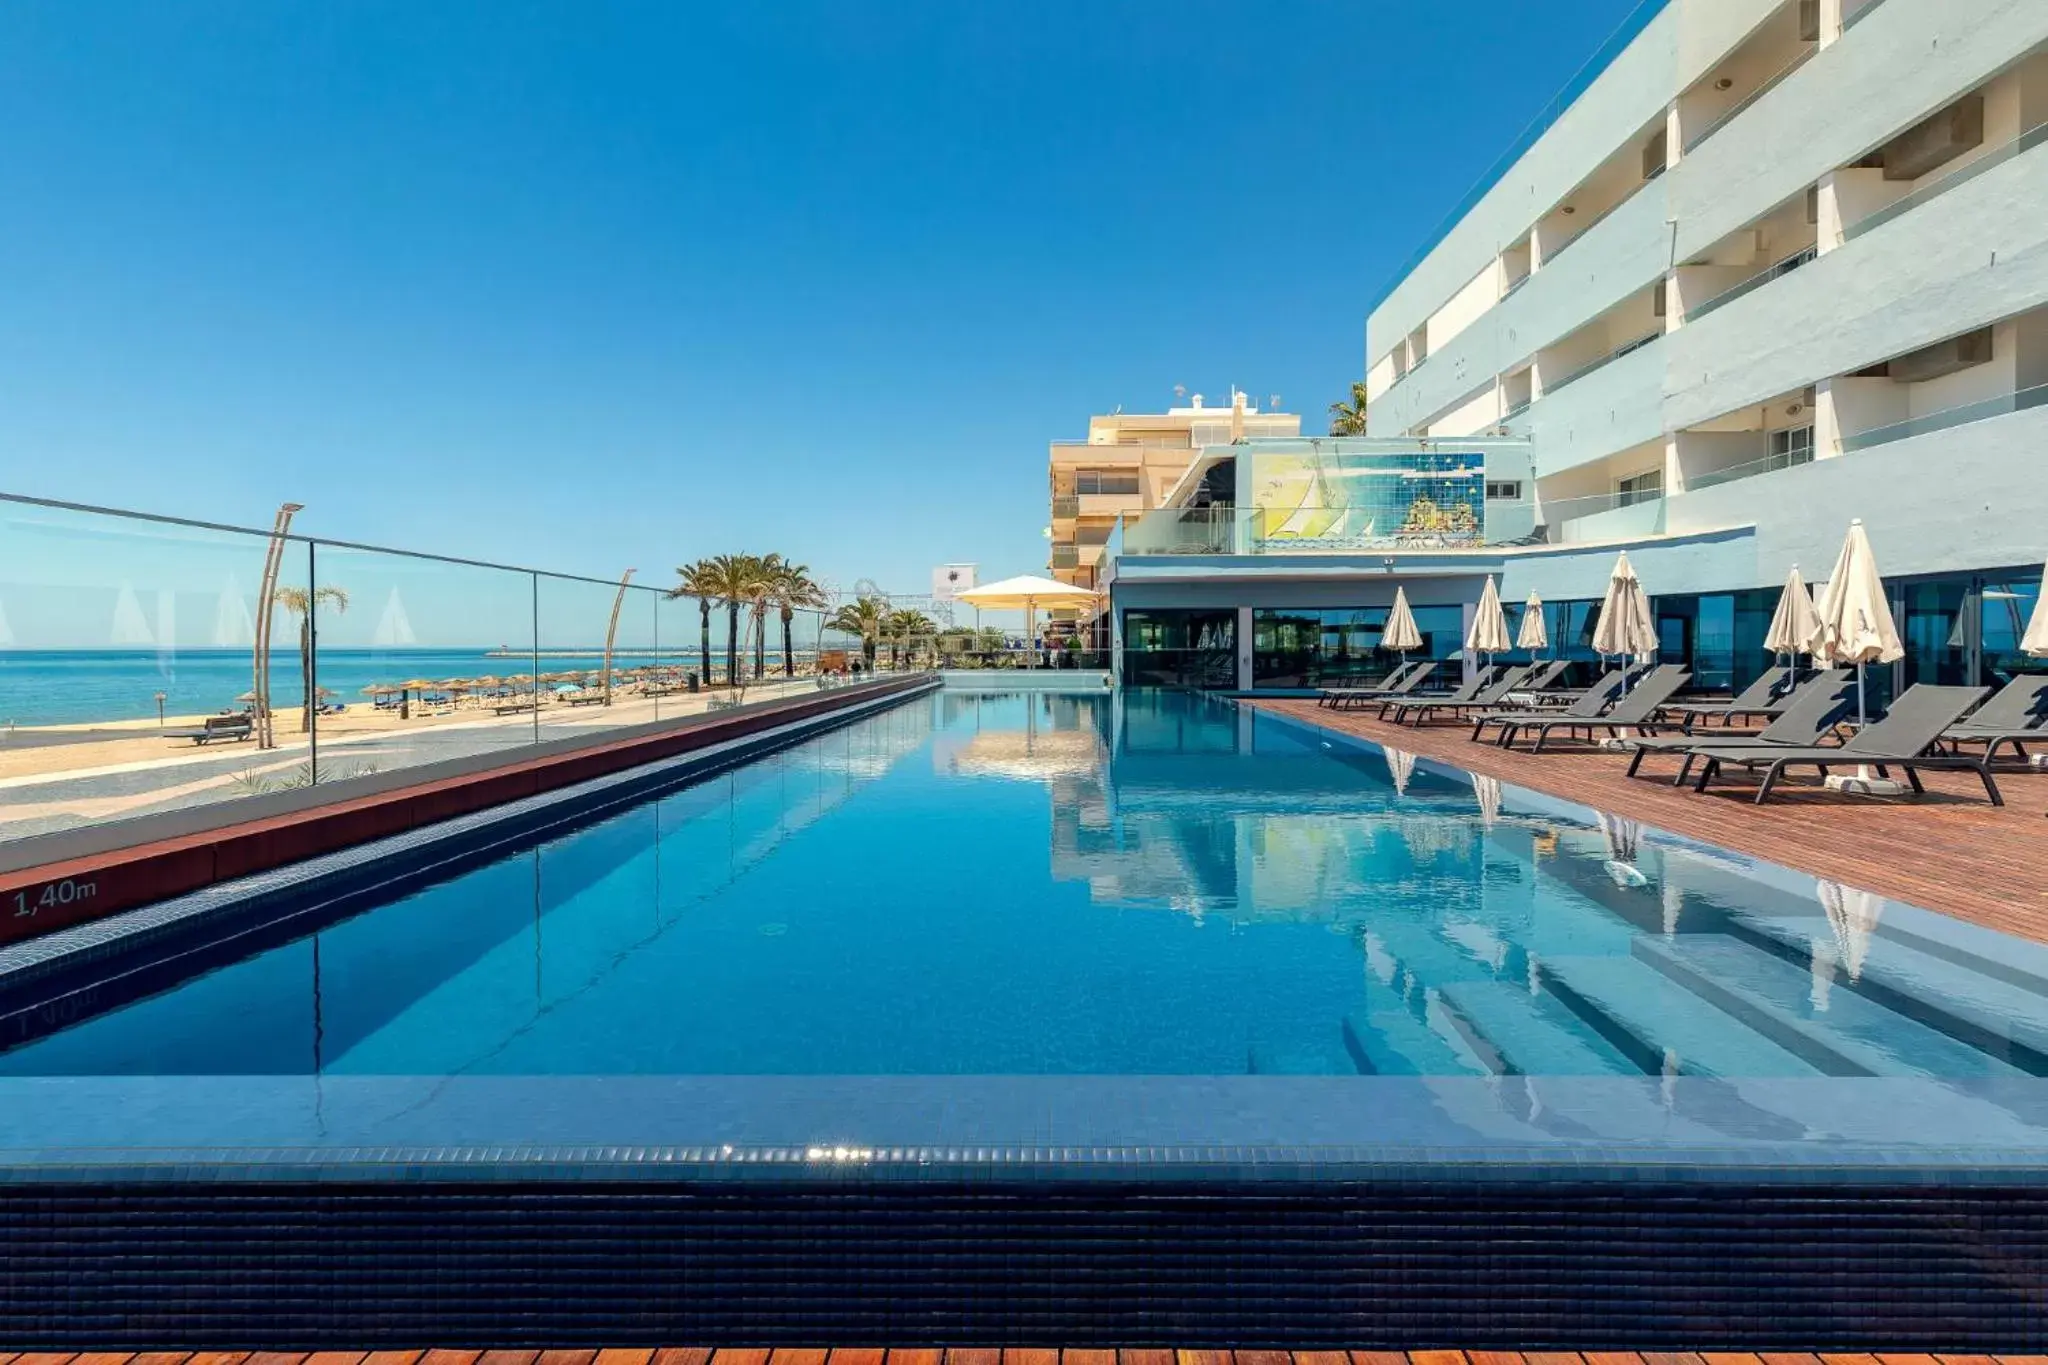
[
  {"left": 1048, "top": 390, "right": 1299, "bottom": 618},
  {"left": 1104, "top": 0, "right": 2048, "bottom": 697}
]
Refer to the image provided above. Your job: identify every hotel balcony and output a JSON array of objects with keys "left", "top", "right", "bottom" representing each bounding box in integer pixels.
[{"left": 1051, "top": 495, "right": 1080, "bottom": 523}]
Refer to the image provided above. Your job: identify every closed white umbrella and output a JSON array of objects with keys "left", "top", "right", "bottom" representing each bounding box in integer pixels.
[
  {"left": 1592, "top": 551, "right": 1658, "bottom": 689},
  {"left": 1809, "top": 519, "right": 1903, "bottom": 727},
  {"left": 1516, "top": 591, "right": 1548, "bottom": 656},
  {"left": 1383, "top": 586, "right": 1422, "bottom": 653},
  {"left": 1818, "top": 878, "right": 1884, "bottom": 982},
  {"left": 2021, "top": 564, "right": 2048, "bottom": 658},
  {"left": 1466, "top": 576, "right": 1511, "bottom": 668},
  {"left": 1764, "top": 565, "right": 1822, "bottom": 663}
]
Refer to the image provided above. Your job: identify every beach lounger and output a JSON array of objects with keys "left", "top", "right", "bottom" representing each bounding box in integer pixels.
[
  {"left": 162, "top": 713, "right": 254, "bottom": 745},
  {"left": 1623, "top": 669, "right": 1854, "bottom": 781},
  {"left": 1383, "top": 664, "right": 1537, "bottom": 727},
  {"left": 1522, "top": 659, "right": 1655, "bottom": 708},
  {"left": 1491, "top": 664, "right": 1692, "bottom": 752},
  {"left": 1321, "top": 661, "right": 1435, "bottom": 709},
  {"left": 1660, "top": 665, "right": 1802, "bottom": 732},
  {"left": 1376, "top": 663, "right": 1501, "bottom": 719},
  {"left": 1936, "top": 673, "right": 2048, "bottom": 764},
  {"left": 1469, "top": 667, "right": 1632, "bottom": 744},
  {"left": 1687, "top": 683, "right": 1998, "bottom": 805},
  {"left": 1503, "top": 659, "right": 1573, "bottom": 700}
]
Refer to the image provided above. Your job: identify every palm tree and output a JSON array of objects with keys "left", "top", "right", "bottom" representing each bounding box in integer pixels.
[
  {"left": 1328, "top": 380, "right": 1369, "bottom": 435},
  {"left": 884, "top": 608, "right": 936, "bottom": 670},
  {"left": 769, "top": 560, "right": 827, "bottom": 676},
  {"left": 826, "top": 595, "right": 887, "bottom": 670},
  {"left": 740, "top": 553, "right": 784, "bottom": 680},
  {"left": 670, "top": 559, "right": 722, "bottom": 686},
  {"left": 273, "top": 585, "right": 349, "bottom": 732}
]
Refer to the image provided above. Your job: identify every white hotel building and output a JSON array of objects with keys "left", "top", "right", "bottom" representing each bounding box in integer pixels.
[{"left": 1106, "top": 0, "right": 2048, "bottom": 699}]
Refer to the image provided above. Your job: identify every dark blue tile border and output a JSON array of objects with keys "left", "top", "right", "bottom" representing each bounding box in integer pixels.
[{"left": 3, "top": 1176, "right": 2045, "bottom": 1347}]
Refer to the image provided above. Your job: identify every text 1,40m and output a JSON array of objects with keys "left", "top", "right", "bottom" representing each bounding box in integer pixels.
[{"left": 12, "top": 879, "right": 97, "bottom": 917}]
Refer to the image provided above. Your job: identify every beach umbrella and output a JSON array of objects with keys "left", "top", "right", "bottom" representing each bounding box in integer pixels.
[
  {"left": 1465, "top": 576, "right": 1511, "bottom": 670},
  {"left": 1383, "top": 586, "right": 1422, "bottom": 655},
  {"left": 1809, "top": 519, "right": 1902, "bottom": 727},
  {"left": 2021, "top": 564, "right": 2048, "bottom": 658},
  {"left": 1764, "top": 565, "right": 1822, "bottom": 673},
  {"left": 1592, "top": 551, "right": 1658, "bottom": 689},
  {"left": 1516, "top": 591, "right": 1548, "bottom": 657}
]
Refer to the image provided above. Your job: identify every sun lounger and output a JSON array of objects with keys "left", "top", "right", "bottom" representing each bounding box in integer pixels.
[
  {"left": 1469, "top": 667, "right": 1633, "bottom": 744},
  {"left": 1383, "top": 664, "right": 1537, "bottom": 726},
  {"left": 1936, "top": 673, "right": 2048, "bottom": 764},
  {"left": 1687, "top": 683, "right": 1998, "bottom": 804},
  {"left": 1659, "top": 665, "right": 1802, "bottom": 732},
  {"left": 1490, "top": 664, "right": 1692, "bottom": 752},
  {"left": 162, "top": 713, "right": 254, "bottom": 745},
  {"left": 1319, "top": 660, "right": 1435, "bottom": 709},
  {"left": 1503, "top": 659, "right": 1573, "bottom": 700},
  {"left": 1519, "top": 659, "right": 1655, "bottom": 708},
  {"left": 1376, "top": 663, "right": 1502, "bottom": 719},
  {"left": 1623, "top": 669, "right": 1854, "bottom": 781}
]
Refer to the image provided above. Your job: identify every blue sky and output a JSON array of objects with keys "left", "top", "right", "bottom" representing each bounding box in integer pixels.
[{"left": 0, "top": 0, "right": 1645, "bottom": 606}]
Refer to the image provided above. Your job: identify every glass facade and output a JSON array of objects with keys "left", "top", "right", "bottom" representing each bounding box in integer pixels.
[
  {"left": 1122, "top": 566, "right": 2046, "bottom": 699},
  {"left": 1122, "top": 609, "right": 1235, "bottom": 689},
  {"left": 1250, "top": 605, "right": 1463, "bottom": 689}
]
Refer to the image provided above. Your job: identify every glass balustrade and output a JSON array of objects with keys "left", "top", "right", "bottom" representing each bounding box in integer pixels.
[{"left": 0, "top": 493, "right": 829, "bottom": 846}]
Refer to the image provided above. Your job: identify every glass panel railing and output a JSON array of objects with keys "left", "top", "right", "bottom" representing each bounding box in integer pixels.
[
  {"left": 1839, "top": 382, "right": 2048, "bottom": 453},
  {"left": 1844, "top": 120, "right": 2048, "bottom": 243},
  {"left": 1687, "top": 244, "right": 1817, "bottom": 321},
  {"left": 1682, "top": 43, "right": 1817, "bottom": 153},
  {"left": 1540, "top": 330, "right": 1662, "bottom": 397},
  {"left": 1120, "top": 506, "right": 1237, "bottom": 555},
  {"left": 1683, "top": 448, "right": 1817, "bottom": 492},
  {"left": 309, "top": 544, "right": 541, "bottom": 784},
  {"left": 0, "top": 493, "right": 844, "bottom": 848},
  {"left": 1842, "top": 0, "right": 1894, "bottom": 30},
  {"left": 1542, "top": 187, "right": 1638, "bottom": 267},
  {"left": 0, "top": 500, "right": 288, "bottom": 839}
]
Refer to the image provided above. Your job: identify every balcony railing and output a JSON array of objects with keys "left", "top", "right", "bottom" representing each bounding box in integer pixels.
[
  {"left": 1683, "top": 43, "right": 1817, "bottom": 153},
  {"left": 1842, "top": 0, "right": 1895, "bottom": 30},
  {"left": 1683, "top": 447, "right": 1817, "bottom": 493},
  {"left": 1540, "top": 330, "right": 1661, "bottom": 398},
  {"left": 1839, "top": 382, "right": 2048, "bottom": 453},
  {"left": 1542, "top": 188, "right": 1636, "bottom": 268},
  {"left": 1051, "top": 495, "right": 1080, "bottom": 520},
  {"left": 1844, "top": 119, "right": 2048, "bottom": 243},
  {"left": 1050, "top": 545, "right": 1080, "bottom": 569},
  {"left": 1686, "top": 244, "right": 1817, "bottom": 321}
]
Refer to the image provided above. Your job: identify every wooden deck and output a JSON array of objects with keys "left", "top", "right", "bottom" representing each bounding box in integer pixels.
[
  {"left": 2, "top": 1351, "right": 2042, "bottom": 1365},
  {"left": 1255, "top": 698, "right": 2048, "bottom": 945}
]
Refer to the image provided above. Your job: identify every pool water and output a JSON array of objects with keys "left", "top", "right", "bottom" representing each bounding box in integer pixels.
[{"left": 6, "top": 688, "right": 2048, "bottom": 1082}]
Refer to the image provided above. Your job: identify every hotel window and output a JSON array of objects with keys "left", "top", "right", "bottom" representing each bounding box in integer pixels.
[
  {"left": 1485, "top": 480, "right": 1523, "bottom": 501},
  {"left": 1075, "top": 471, "right": 1141, "bottom": 495},
  {"left": 1615, "top": 468, "right": 1664, "bottom": 507},
  {"left": 1769, "top": 424, "right": 1815, "bottom": 468}
]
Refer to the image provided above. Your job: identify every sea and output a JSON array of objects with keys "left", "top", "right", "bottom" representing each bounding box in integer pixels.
[{"left": 0, "top": 648, "right": 712, "bottom": 728}]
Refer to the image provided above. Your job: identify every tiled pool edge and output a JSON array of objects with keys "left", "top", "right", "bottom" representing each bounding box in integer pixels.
[
  {"left": 3, "top": 1177, "right": 2043, "bottom": 1346},
  {"left": 0, "top": 677, "right": 939, "bottom": 1027}
]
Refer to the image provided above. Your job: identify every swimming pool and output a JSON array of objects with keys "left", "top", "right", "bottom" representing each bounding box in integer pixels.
[
  {"left": 6, "top": 685, "right": 2048, "bottom": 1345},
  {"left": 7, "top": 685, "right": 2048, "bottom": 1093}
]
